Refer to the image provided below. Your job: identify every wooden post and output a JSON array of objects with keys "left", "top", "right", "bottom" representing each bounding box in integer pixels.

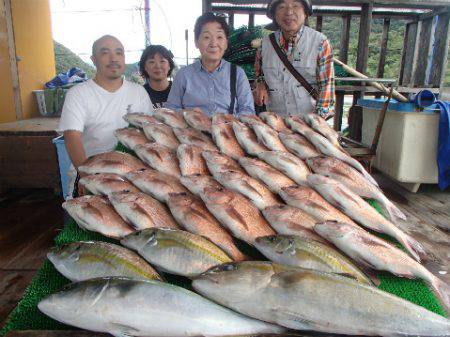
[
  {"left": 249, "top": 13, "right": 255, "bottom": 28},
  {"left": 339, "top": 15, "right": 351, "bottom": 63},
  {"left": 355, "top": 3, "right": 373, "bottom": 74},
  {"left": 229, "top": 13, "right": 234, "bottom": 30},
  {"left": 202, "top": 0, "right": 211, "bottom": 13},
  {"left": 429, "top": 13, "right": 450, "bottom": 88},
  {"left": 334, "top": 94, "right": 345, "bottom": 131},
  {"left": 316, "top": 16, "right": 323, "bottom": 32},
  {"left": 414, "top": 17, "right": 433, "bottom": 87},
  {"left": 400, "top": 22, "right": 419, "bottom": 86},
  {"left": 377, "top": 18, "right": 390, "bottom": 79}
]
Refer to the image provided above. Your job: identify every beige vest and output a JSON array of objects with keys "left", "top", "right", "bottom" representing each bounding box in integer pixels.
[{"left": 262, "top": 26, "right": 325, "bottom": 117}]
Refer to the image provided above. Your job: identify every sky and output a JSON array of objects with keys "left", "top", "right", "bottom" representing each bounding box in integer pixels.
[{"left": 50, "top": 0, "right": 272, "bottom": 66}]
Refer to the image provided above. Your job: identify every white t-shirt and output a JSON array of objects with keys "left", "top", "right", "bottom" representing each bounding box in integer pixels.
[{"left": 57, "top": 79, "right": 153, "bottom": 157}]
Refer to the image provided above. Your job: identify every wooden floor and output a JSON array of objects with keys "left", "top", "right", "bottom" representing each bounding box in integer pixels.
[
  {"left": 0, "top": 189, "right": 64, "bottom": 328},
  {"left": 0, "top": 176, "right": 449, "bottom": 334}
]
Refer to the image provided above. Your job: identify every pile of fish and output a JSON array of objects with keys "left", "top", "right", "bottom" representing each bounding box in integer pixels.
[{"left": 41, "top": 108, "right": 450, "bottom": 337}]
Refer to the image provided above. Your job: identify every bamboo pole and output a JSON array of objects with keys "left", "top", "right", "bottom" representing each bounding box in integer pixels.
[{"left": 334, "top": 58, "right": 408, "bottom": 102}]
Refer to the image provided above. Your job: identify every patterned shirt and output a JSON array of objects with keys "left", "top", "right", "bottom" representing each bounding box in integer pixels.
[{"left": 255, "top": 28, "right": 335, "bottom": 117}]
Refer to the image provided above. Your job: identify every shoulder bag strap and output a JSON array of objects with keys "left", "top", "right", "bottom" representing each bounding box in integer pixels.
[{"left": 229, "top": 63, "right": 237, "bottom": 114}]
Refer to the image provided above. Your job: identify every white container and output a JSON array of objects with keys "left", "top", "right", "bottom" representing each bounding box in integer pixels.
[
  {"left": 359, "top": 99, "right": 439, "bottom": 192},
  {"left": 33, "top": 90, "right": 49, "bottom": 116}
]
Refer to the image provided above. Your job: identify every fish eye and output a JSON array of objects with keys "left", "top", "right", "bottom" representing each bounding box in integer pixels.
[
  {"left": 123, "top": 189, "right": 131, "bottom": 193},
  {"left": 94, "top": 173, "right": 100, "bottom": 175},
  {"left": 138, "top": 168, "right": 147, "bottom": 172}
]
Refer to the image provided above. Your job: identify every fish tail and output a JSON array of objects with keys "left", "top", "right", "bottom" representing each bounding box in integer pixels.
[
  {"left": 347, "top": 157, "right": 379, "bottom": 187},
  {"left": 398, "top": 232, "right": 427, "bottom": 263},
  {"left": 430, "top": 276, "right": 450, "bottom": 314},
  {"left": 379, "top": 195, "right": 407, "bottom": 221}
]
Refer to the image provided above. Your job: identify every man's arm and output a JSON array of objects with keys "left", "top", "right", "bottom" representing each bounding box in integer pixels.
[
  {"left": 63, "top": 130, "right": 87, "bottom": 170},
  {"left": 316, "top": 39, "right": 335, "bottom": 118},
  {"left": 253, "top": 47, "right": 269, "bottom": 106}
]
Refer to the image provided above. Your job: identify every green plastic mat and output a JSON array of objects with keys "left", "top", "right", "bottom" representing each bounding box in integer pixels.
[{"left": 1, "top": 145, "right": 446, "bottom": 336}]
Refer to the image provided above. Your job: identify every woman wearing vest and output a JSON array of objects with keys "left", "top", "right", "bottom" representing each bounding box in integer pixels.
[
  {"left": 165, "top": 13, "right": 255, "bottom": 116},
  {"left": 139, "top": 45, "right": 175, "bottom": 109},
  {"left": 254, "top": 0, "right": 335, "bottom": 118}
]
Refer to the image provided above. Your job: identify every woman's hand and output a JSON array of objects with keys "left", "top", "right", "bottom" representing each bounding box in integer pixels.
[{"left": 254, "top": 82, "right": 269, "bottom": 106}]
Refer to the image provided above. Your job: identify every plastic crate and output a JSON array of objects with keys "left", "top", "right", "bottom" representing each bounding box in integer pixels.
[
  {"left": 34, "top": 85, "right": 72, "bottom": 117},
  {"left": 52, "top": 136, "right": 72, "bottom": 199}
]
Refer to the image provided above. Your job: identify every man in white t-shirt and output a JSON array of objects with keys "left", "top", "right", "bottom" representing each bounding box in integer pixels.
[{"left": 57, "top": 35, "right": 153, "bottom": 197}]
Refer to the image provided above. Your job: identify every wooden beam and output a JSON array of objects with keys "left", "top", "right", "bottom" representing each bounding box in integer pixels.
[
  {"left": 400, "top": 22, "right": 419, "bottom": 85},
  {"left": 248, "top": 13, "right": 255, "bottom": 28},
  {"left": 339, "top": 15, "right": 351, "bottom": 63},
  {"left": 429, "top": 13, "right": 450, "bottom": 87},
  {"left": 356, "top": 3, "right": 373, "bottom": 73},
  {"left": 377, "top": 18, "right": 390, "bottom": 79},
  {"left": 414, "top": 17, "right": 433, "bottom": 86},
  {"left": 316, "top": 15, "right": 323, "bottom": 32},
  {"left": 229, "top": 12, "right": 234, "bottom": 30},
  {"left": 3, "top": 0, "right": 22, "bottom": 120}
]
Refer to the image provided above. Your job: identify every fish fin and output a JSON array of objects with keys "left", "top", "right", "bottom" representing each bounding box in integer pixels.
[
  {"left": 357, "top": 267, "right": 380, "bottom": 286},
  {"left": 272, "top": 309, "right": 318, "bottom": 331},
  {"left": 398, "top": 234, "right": 427, "bottom": 263},
  {"left": 380, "top": 197, "right": 407, "bottom": 222},
  {"left": 109, "top": 323, "right": 140, "bottom": 337},
  {"left": 336, "top": 187, "right": 362, "bottom": 207},
  {"left": 430, "top": 276, "right": 450, "bottom": 314},
  {"left": 334, "top": 273, "right": 359, "bottom": 281}
]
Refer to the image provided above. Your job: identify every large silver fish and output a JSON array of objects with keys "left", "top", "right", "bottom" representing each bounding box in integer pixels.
[
  {"left": 167, "top": 192, "right": 246, "bottom": 261},
  {"left": 280, "top": 185, "right": 356, "bottom": 225},
  {"left": 233, "top": 121, "right": 269, "bottom": 156},
  {"left": 134, "top": 143, "right": 181, "bottom": 178},
  {"left": 307, "top": 156, "right": 406, "bottom": 221},
  {"left": 123, "top": 112, "right": 158, "bottom": 128},
  {"left": 211, "top": 114, "right": 246, "bottom": 160},
  {"left": 173, "top": 127, "right": 218, "bottom": 151},
  {"left": 213, "top": 170, "right": 280, "bottom": 210},
  {"left": 114, "top": 128, "right": 150, "bottom": 150},
  {"left": 239, "top": 114, "right": 265, "bottom": 126},
  {"left": 303, "top": 129, "right": 379, "bottom": 187},
  {"left": 239, "top": 157, "right": 295, "bottom": 194},
  {"left": 193, "top": 261, "right": 450, "bottom": 336},
  {"left": 126, "top": 168, "right": 188, "bottom": 203},
  {"left": 262, "top": 204, "right": 326, "bottom": 243},
  {"left": 254, "top": 235, "right": 373, "bottom": 285},
  {"left": 279, "top": 132, "right": 320, "bottom": 159},
  {"left": 38, "top": 277, "right": 285, "bottom": 336},
  {"left": 79, "top": 173, "right": 140, "bottom": 196},
  {"left": 47, "top": 241, "right": 162, "bottom": 282},
  {"left": 258, "top": 150, "right": 310, "bottom": 186},
  {"left": 121, "top": 228, "right": 232, "bottom": 277},
  {"left": 200, "top": 186, "right": 276, "bottom": 245},
  {"left": 183, "top": 109, "right": 212, "bottom": 133},
  {"left": 153, "top": 108, "right": 188, "bottom": 128},
  {"left": 62, "top": 195, "right": 133, "bottom": 239},
  {"left": 315, "top": 221, "right": 450, "bottom": 313},
  {"left": 180, "top": 174, "right": 222, "bottom": 197},
  {"left": 307, "top": 174, "right": 426, "bottom": 262},
  {"left": 259, "top": 111, "right": 290, "bottom": 133},
  {"left": 78, "top": 151, "right": 147, "bottom": 177},
  {"left": 142, "top": 122, "right": 180, "bottom": 150},
  {"left": 177, "top": 144, "right": 209, "bottom": 176},
  {"left": 108, "top": 191, "right": 179, "bottom": 230}
]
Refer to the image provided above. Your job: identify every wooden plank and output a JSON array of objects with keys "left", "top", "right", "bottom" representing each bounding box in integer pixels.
[
  {"left": 400, "top": 22, "right": 419, "bottom": 85},
  {"left": 316, "top": 15, "right": 323, "bottom": 32},
  {"left": 356, "top": 3, "right": 373, "bottom": 73},
  {"left": 0, "top": 270, "right": 36, "bottom": 327},
  {"left": 334, "top": 93, "right": 345, "bottom": 131},
  {"left": 339, "top": 15, "right": 351, "bottom": 63},
  {"left": 429, "top": 13, "right": 450, "bottom": 87},
  {"left": 0, "top": 118, "right": 59, "bottom": 133},
  {"left": 414, "top": 17, "right": 434, "bottom": 87},
  {"left": 0, "top": 135, "right": 60, "bottom": 189},
  {"left": 376, "top": 18, "right": 391, "bottom": 79},
  {"left": 3, "top": 0, "right": 22, "bottom": 120},
  {"left": 0, "top": 190, "right": 63, "bottom": 269}
]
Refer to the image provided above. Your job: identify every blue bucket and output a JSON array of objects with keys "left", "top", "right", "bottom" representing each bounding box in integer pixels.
[
  {"left": 411, "top": 89, "right": 436, "bottom": 108},
  {"left": 52, "top": 136, "right": 72, "bottom": 199}
]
